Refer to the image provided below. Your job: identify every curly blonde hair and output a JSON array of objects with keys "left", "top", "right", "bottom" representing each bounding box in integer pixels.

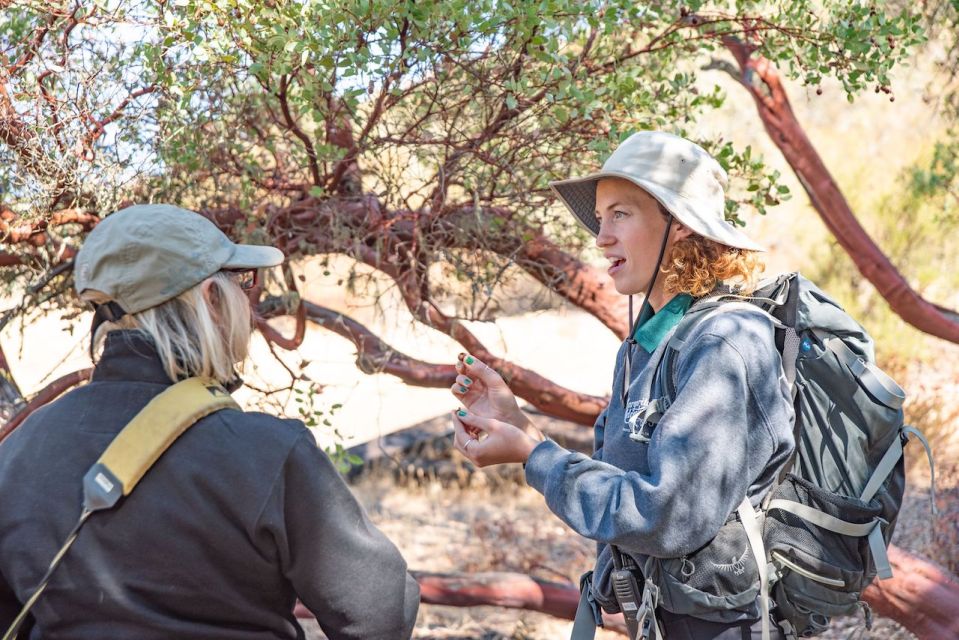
[{"left": 661, "top": 233, "right": 764, "bottom": 297}]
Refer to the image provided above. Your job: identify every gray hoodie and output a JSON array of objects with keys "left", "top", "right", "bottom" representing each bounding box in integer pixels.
[{"left": 524, "top": 306, "right": 794, "bottom": 616}]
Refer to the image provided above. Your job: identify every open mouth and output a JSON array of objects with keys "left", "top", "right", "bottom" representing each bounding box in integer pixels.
[{"left": 608, "top": 258, "right": 625, "bottom": 275}]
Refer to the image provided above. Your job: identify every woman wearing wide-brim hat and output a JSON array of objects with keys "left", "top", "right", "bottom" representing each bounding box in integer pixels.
[{"left": 450, "top": 132, "right": 794, "bottom": 639}]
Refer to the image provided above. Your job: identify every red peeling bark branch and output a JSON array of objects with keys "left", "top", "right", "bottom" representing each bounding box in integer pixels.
[
  {"left": 254, "top": 301, "right": 307, "bottom": 350},
  {"left": 0, "top": 252, "right": 23, "bottom": 266},
  {"left": 265, "top": 198, "right": 627, "bottom": 339},
  {"left": 518, "top": 234, "right": 629, "bottom": 340},
  {"left": 413, "top": 571, "right": 586, "bottom": 620},
  {"left": 0, "top": 367, "right": 92, "bottom": 444},
  {"left": 356, "top": 245, "right": 606, "bottom": 426},
  {"left": 0, "top": 206, "right": 99, "bottom": 244},
  {"left": 302, "top": 301, "right": 456, "bottom": 386},
  {"left": 862, "top": 545, "right": 959, "bottom": 639},
  {"left": 253, "top": 197, "right": 611, "bottom": 424},
  {"left": 293, "top": 572, "right": 628, "bottom": 635},
  {"left": 724, "top": 37, "right": 959, "bottom": 343}
]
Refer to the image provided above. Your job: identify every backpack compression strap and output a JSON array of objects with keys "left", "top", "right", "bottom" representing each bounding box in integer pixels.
[{"left": 2, "top": 377, "right": 239, "bottom": 640}]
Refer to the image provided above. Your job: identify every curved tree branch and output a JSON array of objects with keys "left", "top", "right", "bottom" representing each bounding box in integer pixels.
[
  {"left": 276, "top": 74, "right": 322, "bottom": 186},
  {"left": 262, "top": 198, "right": 628, "bottom": 339},
  {"left": 437, "top": 204, "right": 629, "bottom": 339},
  {"left": 723, "top": 36, "right": 959, "bottom": 343},
  {"left": 301, "top": 301, "right": 457, "bottom": 386},
  {"left": 356, "top": 246, "right": 606, "bottom": 425},
  {"left": 255, "top": 300, "right": 307, "bottom": 350},
  {"left": 0, "top": 367, "right": 92, "bottom": 444},
  {"left": 0, "top": 206, "right": 99, "bottom": 243}
]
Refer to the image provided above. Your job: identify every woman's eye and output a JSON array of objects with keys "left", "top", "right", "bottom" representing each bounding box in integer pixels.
[{"left": 613, "top": 210, "right": 628, "bottom": 220}]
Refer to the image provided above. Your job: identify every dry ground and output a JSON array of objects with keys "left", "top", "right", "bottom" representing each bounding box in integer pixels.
[{"left": 296, "top": 450, "right": 952, "bottom": 640}]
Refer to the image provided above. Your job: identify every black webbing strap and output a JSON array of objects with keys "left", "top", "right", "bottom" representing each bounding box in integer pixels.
[
  {"left": 621, "top": 215, "right": 672, "bottom": 408},
  {"left": 89, "top": 301, "right": 128, "bottom": 358}
]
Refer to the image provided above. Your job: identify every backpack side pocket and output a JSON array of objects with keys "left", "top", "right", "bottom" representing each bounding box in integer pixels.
[{"left": 764, "top": 474, "right": 882, "bottom": 636}]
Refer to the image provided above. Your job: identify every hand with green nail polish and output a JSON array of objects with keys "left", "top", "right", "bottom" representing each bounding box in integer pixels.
[
  {"left": 452, "top": 410, "right": 543, "bottom": 466},
  {"left": 451, "top": 353, "right": 531, "bottom": 433}
]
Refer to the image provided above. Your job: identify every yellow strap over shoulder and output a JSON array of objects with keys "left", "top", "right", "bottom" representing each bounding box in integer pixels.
[
  {"left": 83, "top": 377, "right": 240, "bottom": 510},
  {"left": 4, "top": 377, "right": 240, "bottom": 640}
]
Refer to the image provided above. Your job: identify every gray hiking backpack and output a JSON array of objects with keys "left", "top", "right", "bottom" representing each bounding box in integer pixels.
[{"left": 638, "top": 272, "right": 937, "bottom": 639}]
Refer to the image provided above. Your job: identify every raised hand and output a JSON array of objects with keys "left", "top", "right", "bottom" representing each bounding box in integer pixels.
[
  {"left": 452, "top": 410, "right": 544, "bottom": 467},
  {"left": 450, "top": 353, "right": 529, "bottom": 429}
]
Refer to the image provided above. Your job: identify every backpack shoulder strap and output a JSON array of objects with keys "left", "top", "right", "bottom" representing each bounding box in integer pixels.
[
  {"left": 3, "top": 377, "right": 239, "bottom": 640},
  {"left": 660, "top": 300, "right": 791, "bottom": 402}
]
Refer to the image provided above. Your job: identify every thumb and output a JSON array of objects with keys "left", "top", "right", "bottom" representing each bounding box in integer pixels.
[
  {"left": 459, "top": 354, "right": 507, "bottom": 389},
  {"left": 453, "top": 410, "right": 500, "bottom": 435}
]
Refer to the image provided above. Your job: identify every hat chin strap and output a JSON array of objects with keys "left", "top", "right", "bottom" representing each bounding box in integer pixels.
[{"left": 627, "top": 214, "right": 673, "bottom": 341}]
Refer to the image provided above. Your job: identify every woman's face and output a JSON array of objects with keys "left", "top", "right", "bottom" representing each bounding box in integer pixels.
[{"left": 595, "top": 177, "right": 684, "bottom": 297}]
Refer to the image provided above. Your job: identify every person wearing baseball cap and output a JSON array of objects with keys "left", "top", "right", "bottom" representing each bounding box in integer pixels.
[
  {"left": 449, "top": 133, "right": 794, "bottom": 639},
  {"left": 0, "top": 204, "right": 420, "bottom": 639}
]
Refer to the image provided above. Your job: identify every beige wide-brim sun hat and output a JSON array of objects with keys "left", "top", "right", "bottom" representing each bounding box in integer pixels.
[
  {"left": 75, "top": 204, "right": 285, "bottom": 314},
  {"left": 550, "top": 131, "right": 764, "bottom": 252}
]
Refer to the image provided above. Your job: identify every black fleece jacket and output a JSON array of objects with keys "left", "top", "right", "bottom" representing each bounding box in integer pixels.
[{"left": 0, "top": 331, "right": 419, "bottom": 640}]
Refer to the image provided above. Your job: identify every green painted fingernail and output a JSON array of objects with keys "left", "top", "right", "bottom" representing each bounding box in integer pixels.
[
  {"left": 465, "top": 356, "right": 474, "bottom": 364},
  {"left": 464, "top": 377, "right": 472, "bottom": 385},
  {"left": 459, "top": 386, "right": 468, "bottom": 393},
  {"left": 457, "top": 410, "right": 467, "bottom": 417}
]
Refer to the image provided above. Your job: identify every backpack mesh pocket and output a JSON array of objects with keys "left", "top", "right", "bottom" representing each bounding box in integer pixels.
[{"left": 764, "top": 474, "right": 881, "bottom": 635}]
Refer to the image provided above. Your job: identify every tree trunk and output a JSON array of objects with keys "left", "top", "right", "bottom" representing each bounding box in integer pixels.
[{"left": 723, "top": 37, "right": 959, "bottom": 344}]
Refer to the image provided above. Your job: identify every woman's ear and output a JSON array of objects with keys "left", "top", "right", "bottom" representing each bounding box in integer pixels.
[{"left": 201, "top": 278, "right": 222, "bottom": 310}]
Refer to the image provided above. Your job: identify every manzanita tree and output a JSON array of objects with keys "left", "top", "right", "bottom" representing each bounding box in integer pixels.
[{"left": 2, "top": 0, "right": 957, "bottom": 636}]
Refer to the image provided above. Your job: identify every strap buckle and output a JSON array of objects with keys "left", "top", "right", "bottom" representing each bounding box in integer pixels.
[{"left": 636, "top": 580, "right": 661, "bottom": 640}]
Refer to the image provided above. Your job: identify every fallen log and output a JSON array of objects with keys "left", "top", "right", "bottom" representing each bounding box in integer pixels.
[
  {"left": 863, "top": 545, "right": 959, "bottom": 639},
  {"left": 290, "top": 553, "right": 959, "bottom": 640},
  {"left": 294, "top": 570, "right": 628, "bottom": 635}
]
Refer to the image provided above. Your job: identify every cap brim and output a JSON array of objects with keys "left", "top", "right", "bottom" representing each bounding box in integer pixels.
[
  {"left": 222, "top": 244, "right": 285, "bottom": 269},
  {"left": 549, "top": 172, "right": 765, "bottom": 252}
]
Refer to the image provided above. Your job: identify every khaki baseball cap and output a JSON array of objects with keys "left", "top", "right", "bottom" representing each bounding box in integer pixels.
[
  {"left": 75, "top": 204, "right": 285, "bottom": 314},
  {"left": 550, "top": 131, "right": 764, "bottom": 251}
]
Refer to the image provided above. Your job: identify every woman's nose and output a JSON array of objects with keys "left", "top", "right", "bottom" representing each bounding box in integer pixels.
[{"left": 595, "top": 220, "right": 614, "bottom": 248}]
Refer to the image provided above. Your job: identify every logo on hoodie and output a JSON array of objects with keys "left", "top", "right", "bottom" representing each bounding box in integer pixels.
[{"left": 623, "top": 400, "right": 655, "bottom": 442}]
